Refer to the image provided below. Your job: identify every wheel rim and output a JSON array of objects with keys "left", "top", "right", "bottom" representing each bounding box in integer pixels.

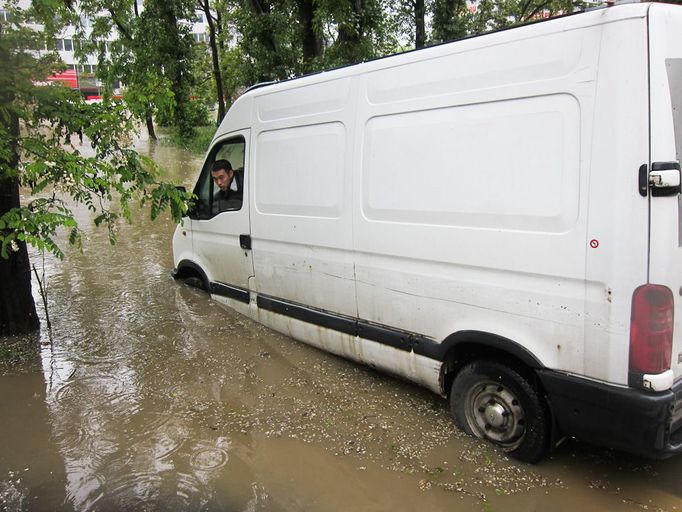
[{"left": 463, "top": 380, "right": 525, "bottom": 451}]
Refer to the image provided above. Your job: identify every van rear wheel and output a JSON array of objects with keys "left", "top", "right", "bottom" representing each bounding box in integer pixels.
[{"left": 450, "top": 360, "right": 549, "bottom": 463}]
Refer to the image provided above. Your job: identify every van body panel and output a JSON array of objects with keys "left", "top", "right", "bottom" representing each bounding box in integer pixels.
[
  {"left": 211, "top": 95, "right": 253, "bottom": 141},
  {"left": 256, "top": 78, "right": 351, "bottom": 122},
  {"left": 583, "top": 17, "right": 650, "bottom": 386},
  {"left": 352, "top": 24, "right": 598, "bottom": 376},
  {"left": 248, "top": 79, "right": 358, "bottom": 318},
  {"left": 172, "top": 224, "right": 194, "bottom": 276},
  {"left": 648, "top": 4, "right": 682, "bottom": 383},
  {"left": 253, "top": 303, "right": 444, "bottom": 393}
]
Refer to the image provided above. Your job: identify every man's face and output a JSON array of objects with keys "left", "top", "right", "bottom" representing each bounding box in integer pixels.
[{"left": 212, "top": 168, "right": 233, "bottom": 192}]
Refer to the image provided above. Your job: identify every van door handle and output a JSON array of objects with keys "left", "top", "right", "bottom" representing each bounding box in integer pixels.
[
  {"left": 649, "top": 162, "right": 681, "bottom": 196},
  {"left": 239, "top": 234, "right": 252, "bottom": 250}
]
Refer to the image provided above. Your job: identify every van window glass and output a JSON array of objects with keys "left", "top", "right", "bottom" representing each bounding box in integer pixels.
[
  {"left": 667, "top": 59, "right": 682, "bottom": 246},
  {"left": 193, "top": 136, "right": 245, "bottom": 219},
  {"left": 667, "top": 59, "right": 682, "bottom": 163}
]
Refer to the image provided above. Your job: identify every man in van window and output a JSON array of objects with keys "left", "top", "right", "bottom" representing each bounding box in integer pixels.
[{"left": 211, "top": 159, "right": 243, "bottom": 213}]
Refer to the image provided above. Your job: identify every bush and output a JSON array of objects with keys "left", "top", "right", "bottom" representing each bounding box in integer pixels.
[
  {"left": 154, "top": 99, "right": 210, "bottom": 136},
  {"left": 163, "top": 125, "right": 215, "bottom": 155}
]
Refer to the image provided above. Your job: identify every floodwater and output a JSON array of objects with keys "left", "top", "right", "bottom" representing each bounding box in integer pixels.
[{"left": 1, "top": 136, "right": 682, "bottom": 512}]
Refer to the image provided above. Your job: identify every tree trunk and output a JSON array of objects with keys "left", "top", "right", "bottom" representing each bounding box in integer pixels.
[
  {"left": 0, "top": 101, "right": 39, "bottom": 336},
  {"left": 216, "top": 9, "right": 225, "bottom": 52},
  {"left": 200, "top": 0, "right": 226, "bottom": 125},
  {"left": 415, "top": 0, "right": 425, "bottom": 49},
  {"left": 296, "top": 0, "right": 323, "bottom": 71},
  {"left": 145, "top": 109, "right": 157, "bottom": 141}
]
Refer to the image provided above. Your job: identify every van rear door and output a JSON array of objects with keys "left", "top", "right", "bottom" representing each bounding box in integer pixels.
[{"left": 647, "top": 3, "right": 682, "bottom": 385}]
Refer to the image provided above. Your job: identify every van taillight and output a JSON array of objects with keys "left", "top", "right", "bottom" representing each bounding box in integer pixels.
[{"left": 629, "top": 284, "right": 674, "bottom": 374}]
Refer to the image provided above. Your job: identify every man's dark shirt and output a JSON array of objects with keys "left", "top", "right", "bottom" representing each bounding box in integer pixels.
[{"left": 212, "top": 171, "right": 244, "bottom": 213}]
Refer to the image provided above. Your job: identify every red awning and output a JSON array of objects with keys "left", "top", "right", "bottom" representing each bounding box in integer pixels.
[{"left": 46, "top": 69, "right": 78, "bottom": 89}]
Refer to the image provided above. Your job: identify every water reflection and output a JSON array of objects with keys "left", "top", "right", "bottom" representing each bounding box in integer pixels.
[
  {"left": 0, "top": 370, "right": 70, "bottom": 512},
  {"left": 35, "top": 136, "right": 233, "bottom": 511}
]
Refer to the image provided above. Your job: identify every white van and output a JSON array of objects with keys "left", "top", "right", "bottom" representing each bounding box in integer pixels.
[{"left": 173, "top": 1, "right": 682, "bottom": 462}]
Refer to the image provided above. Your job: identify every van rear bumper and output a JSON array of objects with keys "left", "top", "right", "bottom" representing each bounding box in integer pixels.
[{"left": 537, "top": 370, "right": 682, "bottom": 458}]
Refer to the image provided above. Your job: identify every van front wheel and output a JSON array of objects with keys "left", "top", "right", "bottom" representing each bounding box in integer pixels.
[
  {"left": 183, "top": 276, "right": 207, "bottom": 291},
  {"left": 450, "top": 360, "right": 549, "bottom": 463}
]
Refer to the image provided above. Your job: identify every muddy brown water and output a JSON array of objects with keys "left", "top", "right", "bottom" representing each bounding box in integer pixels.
[{"left": 1, "top": 136, "right": 682, "bottom": 512}]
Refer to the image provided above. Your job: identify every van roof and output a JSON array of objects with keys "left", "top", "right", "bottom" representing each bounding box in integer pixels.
[{"left": 242, "top": 1, "right": 653, "bottom": 97}]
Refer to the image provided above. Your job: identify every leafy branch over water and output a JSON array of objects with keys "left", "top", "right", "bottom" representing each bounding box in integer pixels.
[
  {"left": 0, "top": 1, "right": 194, "bottom": 335},
  {"left": 1, "top": 97, "right": 192, "bottom": 260}
]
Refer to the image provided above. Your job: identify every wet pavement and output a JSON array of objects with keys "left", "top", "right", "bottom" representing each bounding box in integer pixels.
[{"left": 1, "top": 137, "right": 682, "bottom": 511}]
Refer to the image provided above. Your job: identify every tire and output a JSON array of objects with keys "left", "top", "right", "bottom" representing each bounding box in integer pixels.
[
  {"left": 183, "top": 276, "right": 208, "bottom": 291},
  {"left": 450, "top": 360, "right": 550, "bottom": 463}
]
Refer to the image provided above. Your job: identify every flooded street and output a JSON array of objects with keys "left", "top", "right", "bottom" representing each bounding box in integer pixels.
[{"left": 2, "top": 137, "right": 682, "bottom": 512}]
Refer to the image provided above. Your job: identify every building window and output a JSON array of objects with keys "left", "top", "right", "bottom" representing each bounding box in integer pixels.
[
  {"left": 0, "top": 9, "right": 12, "bottom": 22},
  {"left": 77, "top": 64, "right": 97, "bottom": 74},
  {"left": 193, "top": 32, "right": 208, "bottom": 43},
  {"left": 57, "top": 38, "right": 74, "bottom": 52}
]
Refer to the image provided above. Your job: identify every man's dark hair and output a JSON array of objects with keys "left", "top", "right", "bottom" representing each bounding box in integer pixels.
[{"left": 212, "top": 159, "right": 233, "bottom": 173}]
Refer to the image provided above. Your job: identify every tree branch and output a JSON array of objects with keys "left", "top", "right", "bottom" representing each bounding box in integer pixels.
[
  {"left": 524, "top": 0, "right": 552, "bottom": 20},
  {"left": 107, "top": 8, "right": 133, "bottom": 41}
]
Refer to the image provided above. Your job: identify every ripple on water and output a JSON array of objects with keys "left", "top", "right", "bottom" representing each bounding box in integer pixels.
[
  {"left": 69, "top": 352, "right": 130, "bottom": 367},
  {"left": 189, "top": 447, "right": 229, "bottom": 471},
  {"left": 127, "top": 416, "right": 187, "bottom": 461},
  {"left": 174, "top": 472, "right": 210, "bottom": 509},
  {"left": 153, "top": 430, "right": 186, "bottom": 460},
  {"left": 119, "top": 408, "right": 173, "bottom": 436},
  {"left": 65, "top": 472, "right": 105, "bottom": 512},
  {"left": 104, "top": 470, "right": 164, "bottom": 508},
  {"left": 53, "top": 424, "right": 89, "bottom": 447},
  {"left": 98, "top": 470, "right": 209, "bottom": 510},
  {"left": 52, "top": 375, "right": 140, "bottom": 431},
  {"left": 54, "top": 375, "right": 127, "bottom": 404}
]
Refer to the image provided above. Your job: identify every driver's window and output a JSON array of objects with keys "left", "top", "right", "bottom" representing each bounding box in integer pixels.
[{"left": 193, "top": 136, "right": 246, "bottom": 219}]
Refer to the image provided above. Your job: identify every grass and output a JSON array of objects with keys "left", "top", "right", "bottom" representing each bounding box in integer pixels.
[{"left": 161, "top": 125, "right": 216, "bottom": 155}]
